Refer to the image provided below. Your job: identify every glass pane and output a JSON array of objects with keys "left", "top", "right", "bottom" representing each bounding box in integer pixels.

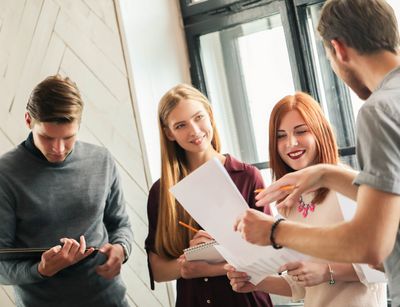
[
  {"left": 306, "top": 1, "right": 400, "bottom": 137},
  {"left": 304, "top": 3, "right": 358, "bottom": 168},
  {"left": 199, "top": 14, "right": 295, "bottom": 165}
]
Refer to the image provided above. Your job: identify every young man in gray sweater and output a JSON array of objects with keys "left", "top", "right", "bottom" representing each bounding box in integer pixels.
[{"left": 0, "top": 75, "right": 133, "bottom": 307}]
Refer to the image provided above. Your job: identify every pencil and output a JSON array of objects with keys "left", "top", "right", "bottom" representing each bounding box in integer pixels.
[
  {"left": 254, "top": 185, "right": 295, "bottom": 194},
  {"left": 178, "top": 221, "right": 199, "bottom": 233}
]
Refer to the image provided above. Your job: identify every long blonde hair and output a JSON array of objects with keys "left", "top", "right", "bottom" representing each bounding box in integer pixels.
[{"left": 156, "top": 84, "right": 221, "bottom": 258}]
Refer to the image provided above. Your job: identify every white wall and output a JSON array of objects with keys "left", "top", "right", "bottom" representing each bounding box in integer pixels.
[
  {"left": 116, "top": 0, "right": 191, "bottom": 304},
  {"left": 117, "top": 0, "right": 191, "bottom": 183}
]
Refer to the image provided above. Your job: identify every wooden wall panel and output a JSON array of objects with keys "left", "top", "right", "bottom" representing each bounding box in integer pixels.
[
  {"left": 83, "top": 0, "right": 119, "bottom": 33},
  {"left": 0, "top": 286, "right": 15, "bottom": 307},
  {"left": 0, "top": 0, "right": 169, "bottom": 306},
  {"left": 0, "top": 128, "right": 14, "bottom": 155}
]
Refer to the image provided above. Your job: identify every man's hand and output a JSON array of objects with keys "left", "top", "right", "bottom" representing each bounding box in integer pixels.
[
  {"left": 234, "top": 209, "right": 273, "bottom": 246},
  {"left": 96, "top": 243, "right": 125, "bottom": 279},
  {"left": 38, "top": 235, "right": 95, "bottom": 277},
  {"left": 255, "top": 164, "right": 327, "bottom": 210}
]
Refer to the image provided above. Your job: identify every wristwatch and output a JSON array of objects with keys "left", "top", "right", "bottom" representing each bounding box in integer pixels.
[{"left": 119, "top": 243, "right": 129, "bottom": 263}]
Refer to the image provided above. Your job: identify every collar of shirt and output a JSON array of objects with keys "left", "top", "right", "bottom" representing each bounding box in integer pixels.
[
  {"left": 224, "top": 154, "right": 246, "bottom": 172},
  {"left": 22, "top": 132, "right": 48, "bottom": 161}
]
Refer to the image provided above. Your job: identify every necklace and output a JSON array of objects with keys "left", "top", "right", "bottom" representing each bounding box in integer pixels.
[{"left": 297, "top": 195, "right": 315, "bottom": 218}]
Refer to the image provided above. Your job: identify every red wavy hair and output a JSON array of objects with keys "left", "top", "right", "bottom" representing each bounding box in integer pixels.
[{"left": 269, "top": 92, "right": 339, "bottom": 204}]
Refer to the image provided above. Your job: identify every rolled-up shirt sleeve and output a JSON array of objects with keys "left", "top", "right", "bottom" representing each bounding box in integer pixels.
[{"left": 353, "top": 102, "right": 400, "bottom": 195}]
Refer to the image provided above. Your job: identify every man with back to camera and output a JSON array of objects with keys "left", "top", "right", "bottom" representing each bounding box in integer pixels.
[
  {"left": 0, "top": 75, "right": 133, "bottom": 306},
  {"left": 233, "top": 0, "right": 400, "bottom": 305}
]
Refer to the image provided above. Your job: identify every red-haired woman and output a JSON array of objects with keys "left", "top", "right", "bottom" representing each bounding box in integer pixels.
[{"left": 227, "top": 92, "right": 386, "bottom": 307}]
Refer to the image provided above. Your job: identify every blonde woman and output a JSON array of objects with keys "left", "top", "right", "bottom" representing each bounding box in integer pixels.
[{"left": 144, "top": 84, "right": 272, "bottom": 306}]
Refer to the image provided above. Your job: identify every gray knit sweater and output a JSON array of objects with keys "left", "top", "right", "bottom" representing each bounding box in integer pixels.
[{"left": 0, "top": 138, "right": 133, "bottom": 307}]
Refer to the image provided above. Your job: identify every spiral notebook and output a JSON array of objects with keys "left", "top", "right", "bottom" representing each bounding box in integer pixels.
[{"left": 183, "top": 240, "right": 225, "bottom": 263}]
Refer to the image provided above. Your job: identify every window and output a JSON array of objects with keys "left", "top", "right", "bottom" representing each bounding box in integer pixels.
[
  {"left": 180, "top": 0, "right": 361, "bottom": 177},
  {"left": 180, "top": 1, "right": 396, "bottom": 304},
  {"left": 199, "top": 13, "right": 295, "bottom": 165},
  {"left": 295, "top": 1, "right": 358, "bottom": 167}
]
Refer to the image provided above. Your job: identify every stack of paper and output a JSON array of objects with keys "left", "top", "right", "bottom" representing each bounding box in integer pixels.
[{"left": 170, "top": 158, "right": 305, "bottom": 285}]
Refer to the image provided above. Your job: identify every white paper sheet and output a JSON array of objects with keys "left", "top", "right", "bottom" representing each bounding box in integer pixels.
[
  {"left": 269, "top": 202, "right": 285, "bottom": 220},
  {"left": 336, "top": 193, "right": 387, "bottom": 283},
  {"left": 170, "top": 157, "right": 306, "bottom": 285}
]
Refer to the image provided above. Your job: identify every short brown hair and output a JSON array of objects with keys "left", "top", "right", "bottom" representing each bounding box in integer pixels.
[
  {"left": 27, "top": 75, "right": 83, "bottom": 123},
  {"left": 318, "top": 0, "right": 399, "bottom": 54}
]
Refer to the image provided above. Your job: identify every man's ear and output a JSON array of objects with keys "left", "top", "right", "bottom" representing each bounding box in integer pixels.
[
  {"left": 164, "top": 127, "right": 175, "bottom": 141},
  {"left": 25, "top": 112, "right": 33, "bottom": 129},
  {"left": 331, "top": 39, "right": 349, "bottom": 63}
]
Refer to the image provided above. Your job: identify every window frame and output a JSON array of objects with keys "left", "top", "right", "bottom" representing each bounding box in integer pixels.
[
  {"left": 184, "top": 1, "right": 310, "bottom": 94},
  {"left": 180, "top": 0, "right": 241, "bottom": 18},
  {"left": 182, "top": 0, "right": 357, "bottom": 170}
]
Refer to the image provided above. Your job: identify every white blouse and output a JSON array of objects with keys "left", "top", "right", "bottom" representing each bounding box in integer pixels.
[{"left": 280, "top": 191, "right": 387, "bottom": 307}]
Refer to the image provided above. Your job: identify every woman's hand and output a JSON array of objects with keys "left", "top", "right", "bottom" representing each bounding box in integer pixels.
[
  {"left": 225, "top": 264, "right": 256, "bottom": 293},
  {"left": 279, "top": 261, "right": 330, "bottom": 287},
  {"left": 189, "top": 230, "right": 214, "bottom": 247},
  {"left": 178, "top": 254, "right": 226, "bottom": 279},
  {"left": 179, "top": 258, "right": 210, "bottom": 279}
]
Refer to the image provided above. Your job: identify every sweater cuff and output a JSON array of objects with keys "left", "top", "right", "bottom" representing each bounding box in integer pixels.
[
  {"left": 113, "top": 241, "right": 131, "bottom": 263},
  {"left": 30, "top": 262, "right": 49, "bottom": 281}
]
